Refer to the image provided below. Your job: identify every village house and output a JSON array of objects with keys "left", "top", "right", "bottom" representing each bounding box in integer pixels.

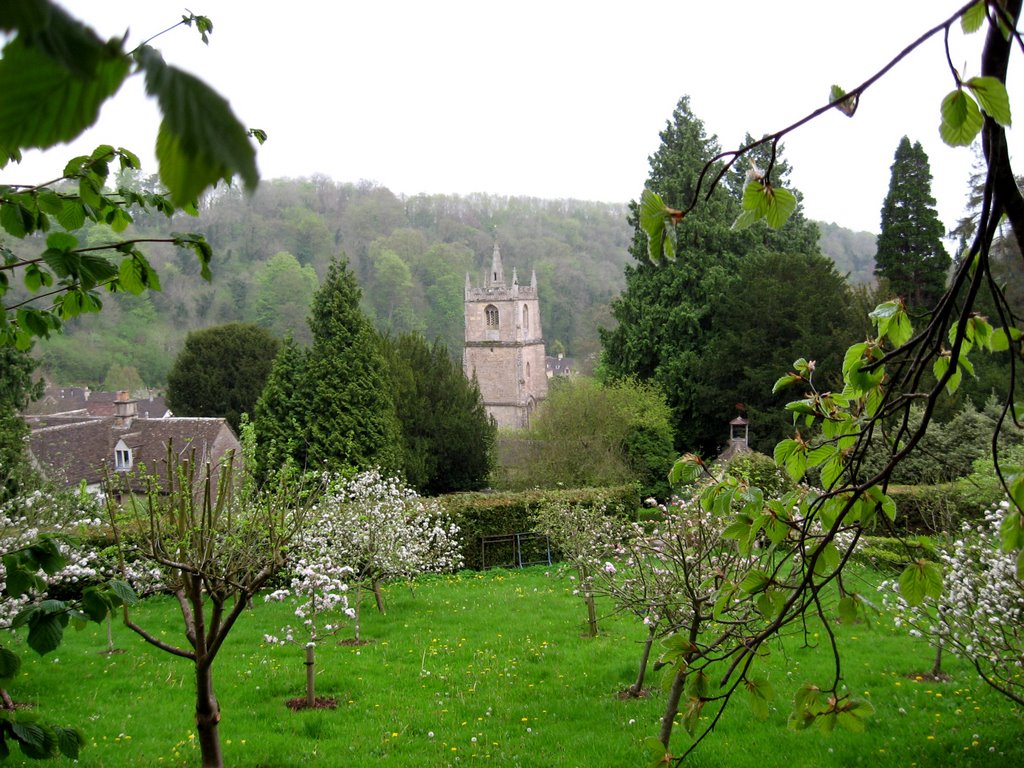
[{"left": 26, "top": 391, "right": 239, "bottom": 496}]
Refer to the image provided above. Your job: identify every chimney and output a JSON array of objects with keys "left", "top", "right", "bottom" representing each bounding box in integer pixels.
[{"left": 114, "top": 390, "right": 138, "bottom": 428}]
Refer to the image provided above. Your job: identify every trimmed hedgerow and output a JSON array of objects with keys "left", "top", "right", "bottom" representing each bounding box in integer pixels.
[{"left": 439, "top": 484, "right": 640, "bottom": 570}]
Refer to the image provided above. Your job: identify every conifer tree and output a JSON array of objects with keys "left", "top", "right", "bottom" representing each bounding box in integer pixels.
[
  {"left": 382, "top": 333, "right": 495, "bottom": 494},
  {"left": 304, "top": 258, "right": 402, "bottom": 473},
  {"left": 166, "top": 323, "right": 279, "bottom": 433},
  {"left": 253, "top": 336, "right": 310, "bottom": 477},
  {"left": 874, "top": 136, "right": 950, "bottom": 310},
  {"left": 600, "top": 98, "right": 821, "bottom": 454}
]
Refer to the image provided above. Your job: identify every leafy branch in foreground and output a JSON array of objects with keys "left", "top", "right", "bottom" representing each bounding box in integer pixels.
[
  {"left": 0, "top": 1, "right": 262, "bottom": 348},
  {"left": 640, "top": 0, "right": 1015, "bottom": 252},
  {"left": 634, "top": 1, "right": 1024, "bottom": 763}
]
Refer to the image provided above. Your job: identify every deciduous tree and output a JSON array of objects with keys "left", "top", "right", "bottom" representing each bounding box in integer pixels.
[
  {"left": 108, "top": 432, "right": 316, "bottom": 768},
  {"left": 0, "top": 2, "right": 261, "bottom": 349}
]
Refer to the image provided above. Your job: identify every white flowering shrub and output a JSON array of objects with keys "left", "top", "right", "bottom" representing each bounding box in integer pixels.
[
  {"left": 0, "top": 484, "right": 136, "bottom": 760},
  {"left": 270, "top": 469, "right": 462, "bottom": 644},
  {"left": 881, "top": 500, "right": 1024, "bottom": 705},
  {"left": 0, "top": 486, "right": 111, "bottom": 629}
]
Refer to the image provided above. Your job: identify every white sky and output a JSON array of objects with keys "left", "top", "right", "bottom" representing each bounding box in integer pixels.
[{"left": 3, "top": 1, "right": 1017, "bottom": 235}]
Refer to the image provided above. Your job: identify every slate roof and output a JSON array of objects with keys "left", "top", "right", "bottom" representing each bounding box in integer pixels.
[
  {"left": 28, "top": 415, "right": 239, "bottom": 491},
  {"left": 25, "top": 387, "right": 171, "bottom": 419}
]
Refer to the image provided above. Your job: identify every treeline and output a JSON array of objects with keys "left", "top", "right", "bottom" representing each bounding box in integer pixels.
[
  {"left": 22, "top": 175, "right": 877, "bottom": 389},
  {"left": 30, "top": 178, "right": 632, "bottom": 387}
]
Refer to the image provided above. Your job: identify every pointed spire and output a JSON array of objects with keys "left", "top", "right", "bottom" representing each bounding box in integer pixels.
[
  {"left": 465, "top": 271, "right": 472, "bottom": 297},
  {"left": 530, "top": 269, "right": 537, "bottom": 288},
  {"left": 511, "top": 267, "right": 518, "bottom": 286},
  {"left": 489, "top": 242, "right": 505, "bottom": 287}
]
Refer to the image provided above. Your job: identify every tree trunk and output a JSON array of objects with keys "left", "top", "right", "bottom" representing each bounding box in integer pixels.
[
  {"left": 352, "top": 583, "right": 362, "bottom": 643},
  {"left": 372, "top": 579, "right": 386, "bottom": 614},
  {"left": 930, "top": 641, "right": 944, "bottom": 679},
  {"left": 628, "top": 624, "right": 657, "bottom": 697},
  {"left": 305, "top": 643, "right": 316, "bottom": 707},
  {"left": 585, "top": 592, "right": 598, "bottom": 637},
  {"left": 194, "top": 663, "right": 222, "bottom": 768},
  {"left": 659, "top": 667, "right": 687, "bottom": 748},
  {"left": 0, "top": 688, "right": 14, "bottom": 710}
]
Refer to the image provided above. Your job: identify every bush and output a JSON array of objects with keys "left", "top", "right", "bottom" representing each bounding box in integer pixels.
[
  {"left": 440, "top": 484, "right": 639, "bottom": 570},
  {"left": 851, "top": 535, "right": 938, "bottom": 571},
  {"left": 496, "top": 377, "right": 676, "bottom": 499},
  {"left": 886, "top": 484, "right": 975, "bottom": 533},
  {"left": 720, "top": 451, "right": 794, "bottom": 499}
]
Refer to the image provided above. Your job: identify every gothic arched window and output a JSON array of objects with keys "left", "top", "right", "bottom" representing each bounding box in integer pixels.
[
  {"left": 522, "top": 304, "right": 529, "bottom": 331},
  {"left": 485, "top": 305, "right": 499, "bottom": 328}
]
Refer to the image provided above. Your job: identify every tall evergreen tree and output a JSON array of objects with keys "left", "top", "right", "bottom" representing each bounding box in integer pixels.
[
  {"left": 382, "top": 333, "right": 495, "bottom": 494},
  {"left": 874, "top": 136, "right": 950, "bottom": 310},
  {"left": 253, "top": 336, "right": 310, "bottom": 477},
  {"left": 600, "top": 98, "right": 821, "bottom": 454},
  {"left": 304, "top": 258, "right": 402, "bottom": 473}
]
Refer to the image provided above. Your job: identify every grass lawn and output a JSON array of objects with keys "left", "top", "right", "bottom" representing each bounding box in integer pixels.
[{"left": 4, "top": 565, "right": 1023, "bottom": 767}]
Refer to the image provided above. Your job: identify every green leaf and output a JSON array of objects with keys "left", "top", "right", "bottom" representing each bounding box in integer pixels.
[
  {"left": 10, "top": 721, "right": 56, "bottom": 759},
  {"left": 0, "top": 200, "right": 32, "bottom": 237},
  {"left": 772, "top": 373, "right": 801, "bottom": 394},
  {"left": 54, "top": 726, "right": 84, "bottom": 760},
  {"left": 838, "top": 698, "right": 875, "bottom": 732},
  {"left": 0, "top": 35, "right": 129, "bottom": 156},
  {"left": 898, "top": 560, "right": 943, "bottom": 607},
  {"left": 933, "top": 355, "right": 963, "bottom": 395},
  {"left": 829, "top": 84, "right": 858, "bottom": 117},
  {"left": 961, "top": 1, "right": 987, "bottom": 33},
  {"left": 668, "top": 453, "right": 703, "bottom": 486},
  {"left": 813, "top": 542, "right": 840, "bottom": 577},
  {"left": 990, "top": 326, "right": 1022, "bottom": 352},
  {"left": 57, "top": 198, "right": 86, "bottom": 230},
  {"left": 644, "top": 736, "right": 669, "bottom": 767},
  {"left": 107, "top": 579, "right": 139, "bottom": 606},
  {"left": 965, "top": 76, "right": 1011, "bottom": 126},
  {"left": 639, "top": 188, "right": 678, "bottom": 263},
  {"left": 79, "top": 588, "right": 111, "bottom": 623},
  {"left": 138, "top": 45, "right": 258, "bottom": 204},
  {"left": 746, "top": 677, "right": 775, "bottom": 720},
  {"left": 0, "top": 647, "right": 20, "bottom": 679},
  {"left": 838, "top": 596, "right": 859, "bottom": 625},
  {"left": 734, "top": 181, "right": 795, "bottom": 230},
  {"left": 940, "top": 89, "right": 983, "bottom": 147},
  {"left": 764, "top": 186, "right": 797, "bottom": 229},
  {"left": 21, "top": 601, "right": 70, "bottom": 656},
  {"left": 740, "top": 569, "right": 771, "bottom": 595},
  {"left": 26, "top": 538, "right": 64, "bottom": 574}
]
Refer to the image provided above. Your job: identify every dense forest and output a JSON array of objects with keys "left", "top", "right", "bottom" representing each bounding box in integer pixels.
[{"left": 11, "top": 175, "right": 877, "bottom": 389}]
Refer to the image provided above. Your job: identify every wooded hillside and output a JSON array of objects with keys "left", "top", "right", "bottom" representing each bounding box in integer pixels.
[{"left": 17, "top": 175, "right": 875, "bottom": 388}]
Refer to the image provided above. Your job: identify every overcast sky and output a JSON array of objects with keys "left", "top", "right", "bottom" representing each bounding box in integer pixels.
[{"left": 4, "top": 1, "right": 1017, "bottom": 235}]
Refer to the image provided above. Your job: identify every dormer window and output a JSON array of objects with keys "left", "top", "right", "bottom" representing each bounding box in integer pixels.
[{"left": 114, "top": 439, "right": 132, "bottom": 472}]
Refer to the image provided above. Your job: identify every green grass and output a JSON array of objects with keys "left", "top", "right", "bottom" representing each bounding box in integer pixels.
[{"left": 4, "top": 566, "right": 1024, "bottom": 767}]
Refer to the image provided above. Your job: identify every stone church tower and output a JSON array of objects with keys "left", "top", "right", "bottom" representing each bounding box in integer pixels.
[{"left": 464, "top": 243, "right": 548, "bottom": 428}]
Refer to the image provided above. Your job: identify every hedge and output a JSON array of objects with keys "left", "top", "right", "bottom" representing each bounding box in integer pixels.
[
  {"left": 885, "top": 484, "right": 977, "bottom": 534},
  {"left": 439, "top": 484, "right": 640, "bottom": 570}
]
